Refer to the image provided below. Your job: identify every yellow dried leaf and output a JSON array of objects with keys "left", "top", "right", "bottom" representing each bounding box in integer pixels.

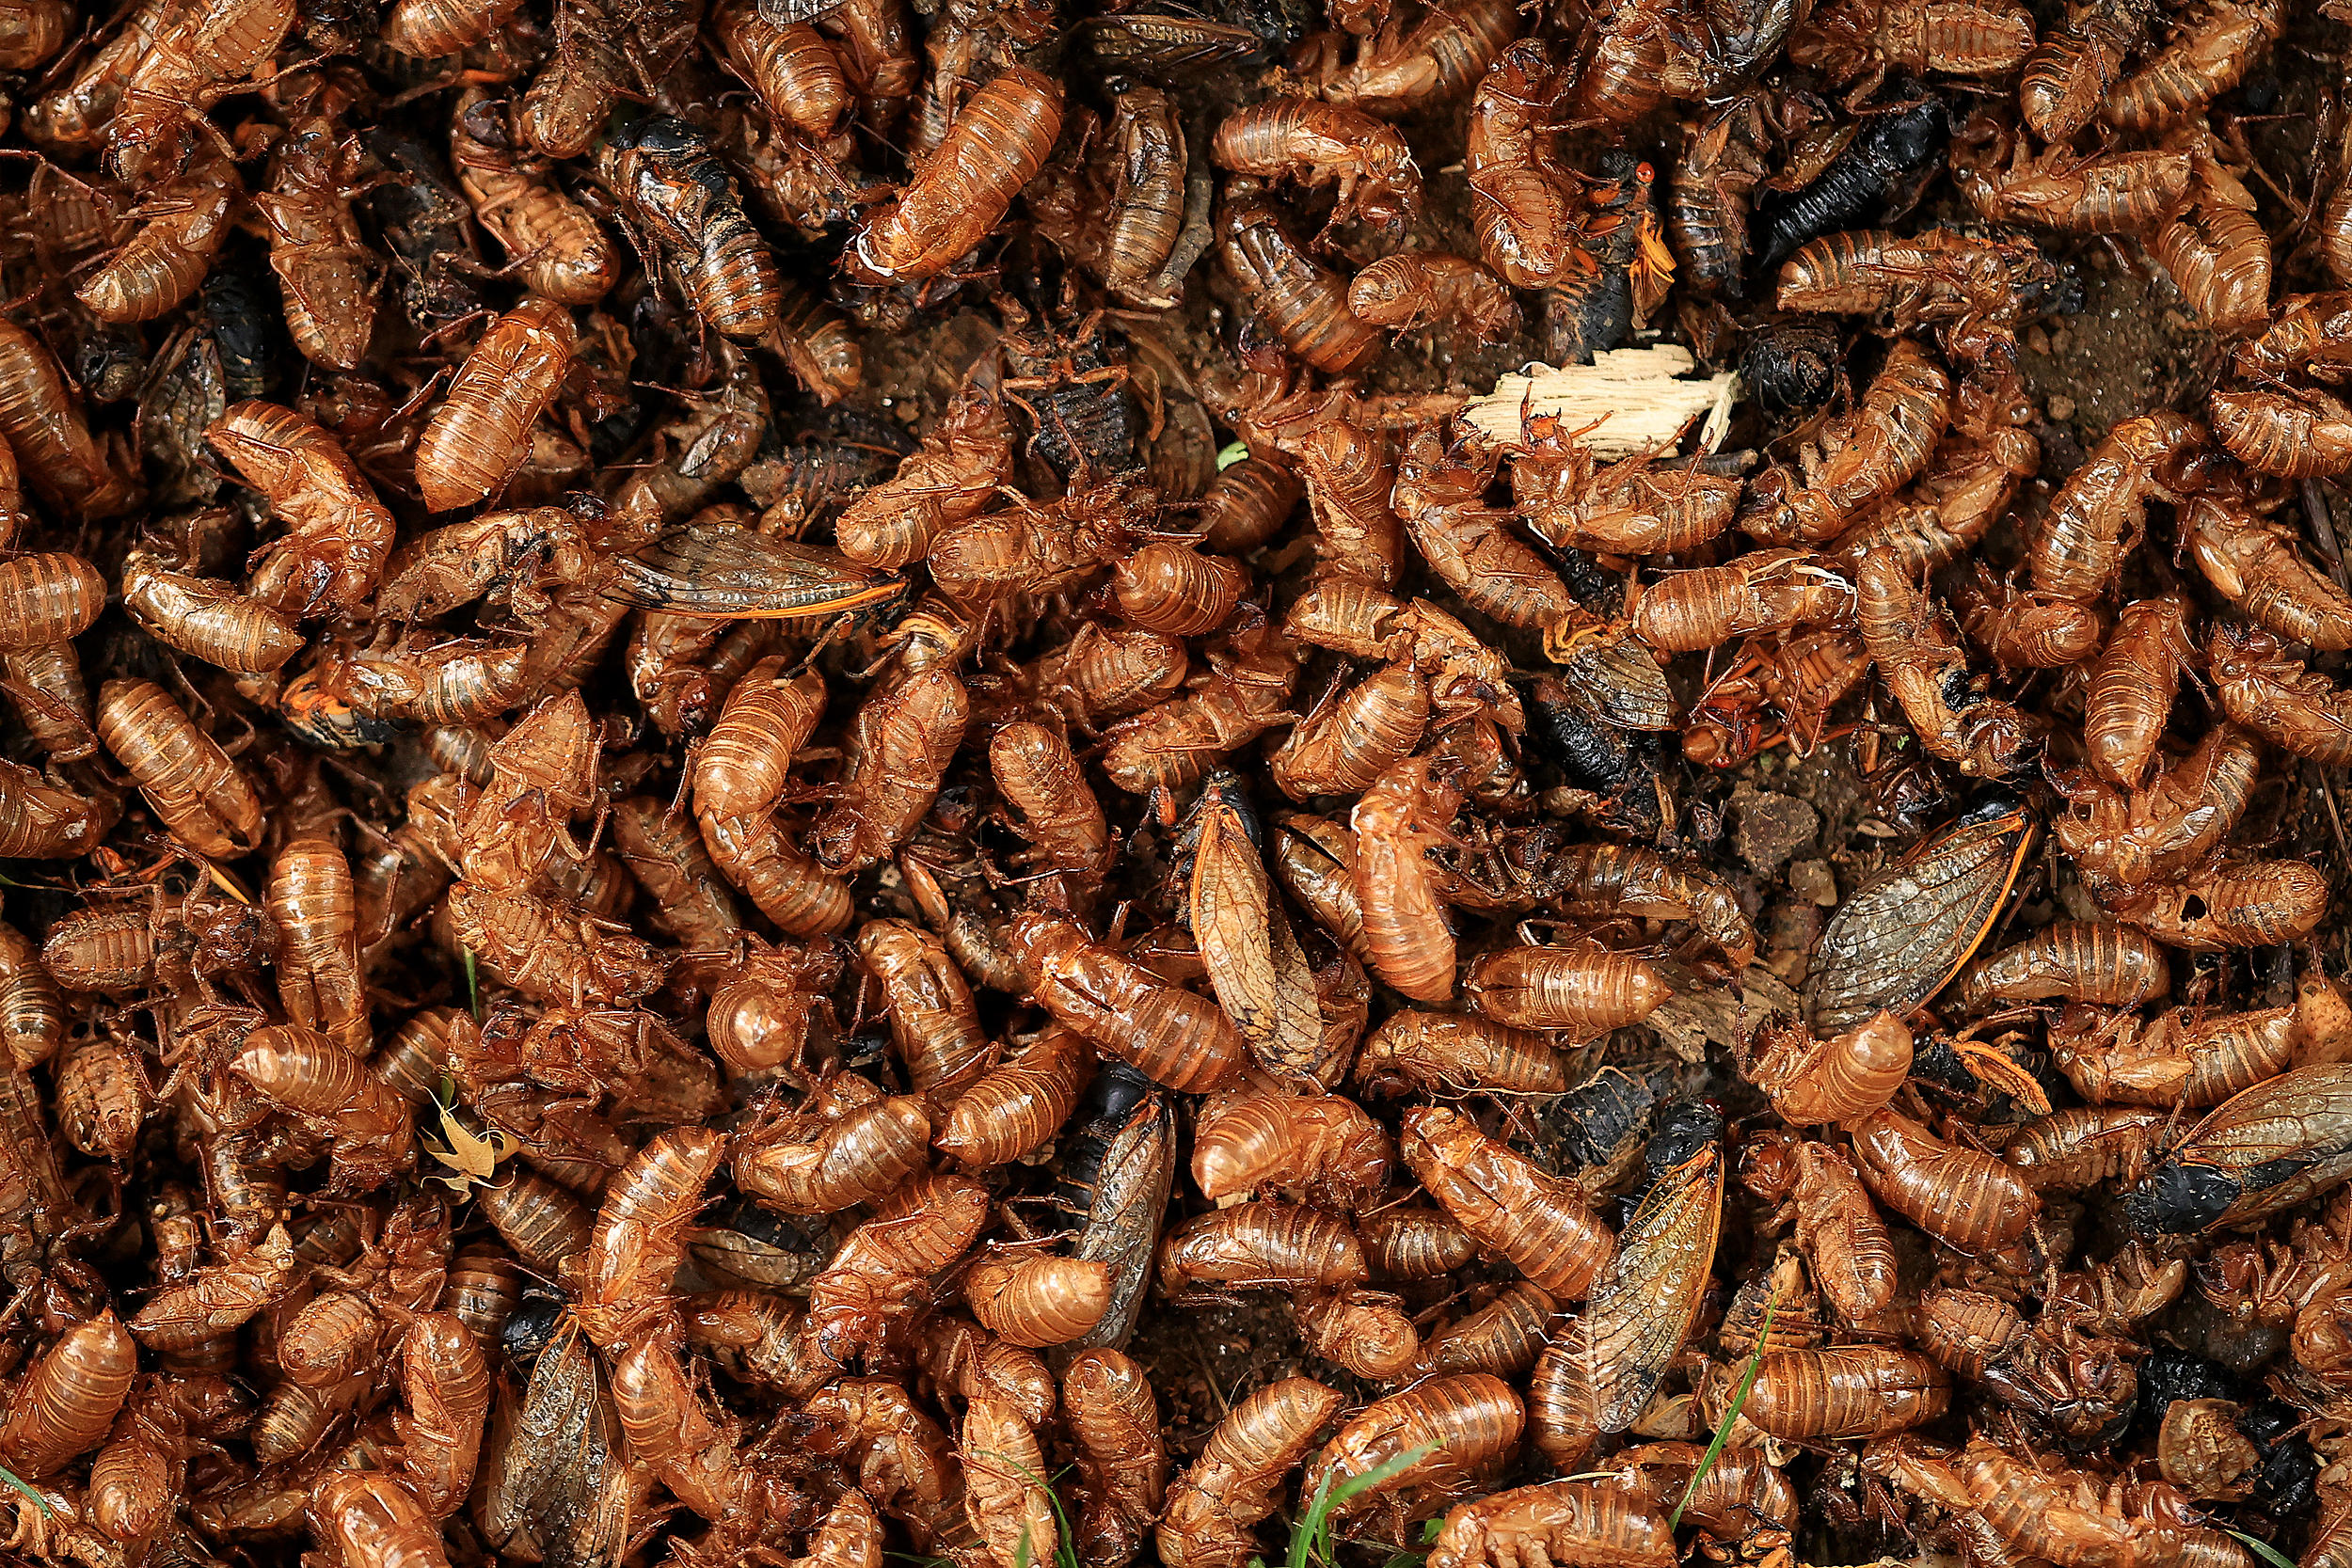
[{"left": 425, "top": 1100, "right": 514, "bottom": 1181}]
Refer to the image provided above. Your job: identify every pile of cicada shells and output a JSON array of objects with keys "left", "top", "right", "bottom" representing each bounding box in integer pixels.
[{"left": 7, "top": 0, "right": 2352, "bottom": 1561}]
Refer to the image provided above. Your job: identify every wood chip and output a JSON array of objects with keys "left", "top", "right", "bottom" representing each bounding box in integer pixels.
[
  {"left": 1644, "top": 964, "right": 1800, "bottom": 1062},
  {"left": 1460, "top": 344, "right": 1740, "bottom": 457}
]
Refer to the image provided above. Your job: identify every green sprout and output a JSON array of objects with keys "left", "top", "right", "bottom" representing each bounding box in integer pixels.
[
  {"left": 1375, "top": 1514, "right": 1448, "bottom": 1568},
  {"left": 1671, "top": 1293, "right": 1776, "bottom": 1531},
  {"left": 463, "top": 947, "right": 482, "bottom": 1020},
  {"left": 987, "top": 1455, "right": 1083, "bottom": 1568},
  {"left": 1287, "top": 1444, "right": 1439, "bottom": 1568},
  {"left": 1216, "top": 441, "right": 1251, "bottom": 471}
]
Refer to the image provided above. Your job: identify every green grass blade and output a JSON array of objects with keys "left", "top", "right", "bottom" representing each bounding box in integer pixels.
[
  {"left": 463, "top": 948, "right": 483, "bottom": 1020},
  {"left": 1375, "top": 1517, "right": 1446, "bottom": 1568},
  {"left": 1288, "top": 1466, "right": 1339, "bottom": 1568},
  {"left": 2226, "top": 1528, "right": 2296, "bottom": 1568},
  {"left": 1042, "top": 1465, "right": 1082, "bottom": 1568},
  {"left": 970, "top": 1449, "right": 1081, "bottom": 1568},
  {"left": 1327, "top": 1446, "right": 1438, "bottom": 1512},
  {"left": 1289, "top": 1444, "right": 1439, "bottom": 1568},
  {"left": 1670, "top": 1294, "right": 1775, "bottom": 1531},
  {"left": 0, "top": 1463, "right": 54, "bottom": 1519}
]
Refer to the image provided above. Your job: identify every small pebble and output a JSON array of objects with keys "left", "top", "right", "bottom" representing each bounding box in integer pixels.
[
  {"left": 1788, "top": 859, "right": 1838, "bottom": 907},
  {"left": 1730, "top": 784, "right": 1820, "bottom": 877}
]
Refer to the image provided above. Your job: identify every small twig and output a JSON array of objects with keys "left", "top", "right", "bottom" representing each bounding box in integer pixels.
[
  {"left": 2318, "top": 766, "right": 2351, "bottom": 876},
  {"left": 2306, "top": 480, "right": 2351, "bottom": 594},
  {"left": 1182, "top": 1323, "right": 1231, "bottom": 1418}
]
